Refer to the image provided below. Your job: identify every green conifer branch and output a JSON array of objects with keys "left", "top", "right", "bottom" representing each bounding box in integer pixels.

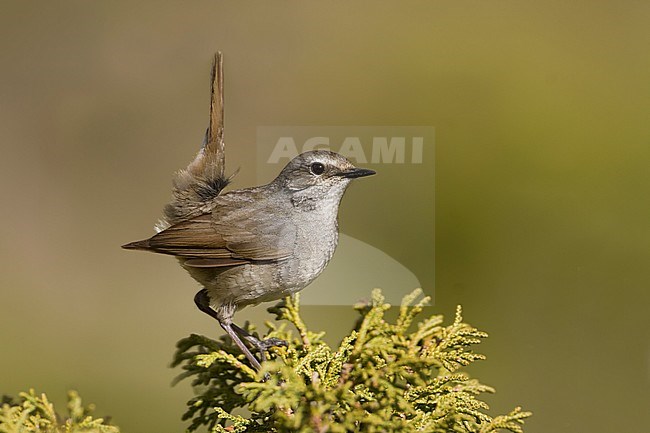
[
  {"left": 0, "top": 390, "right": 119, "bottom": 433},
  {"left": 172, "top": 289, "right": 532, "bottom": 432}
]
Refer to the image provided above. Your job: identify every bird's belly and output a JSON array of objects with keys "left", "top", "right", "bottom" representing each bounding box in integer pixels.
[{"left": 191, "top": 244, "right": 335, "bottom": 309}]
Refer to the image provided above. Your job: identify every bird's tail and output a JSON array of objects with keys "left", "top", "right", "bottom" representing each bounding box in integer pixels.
[{"left": 157, "top": 52, "right": 232, "bottom": 231}]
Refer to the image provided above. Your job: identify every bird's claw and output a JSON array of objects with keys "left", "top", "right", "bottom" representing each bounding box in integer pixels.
[{"left": 254, "top": 337, "right": 288, "bottom": 351}]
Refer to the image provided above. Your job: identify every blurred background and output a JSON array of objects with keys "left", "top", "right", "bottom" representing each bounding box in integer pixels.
[{"left": 1, "top": 1, "right": 649, "bottom": 432}]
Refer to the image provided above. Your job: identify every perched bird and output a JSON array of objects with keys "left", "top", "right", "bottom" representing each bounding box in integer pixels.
[{"left": 122, "top": 54, "right": 375, "bottom": 369}]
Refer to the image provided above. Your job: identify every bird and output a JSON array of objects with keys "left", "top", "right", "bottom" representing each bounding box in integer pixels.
[{"left": 122, "top": 53, "right": 375, "bottom": 370}]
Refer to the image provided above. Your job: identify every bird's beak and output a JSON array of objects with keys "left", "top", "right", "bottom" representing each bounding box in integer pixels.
[{"left": 336, "top": 168, "right": 376, "bottom": 179}]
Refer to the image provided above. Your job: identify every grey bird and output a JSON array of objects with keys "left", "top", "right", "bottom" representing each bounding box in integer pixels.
[
  {"left": 122, "top": 54, "right": 375, "bottom": 370},
  {"left": 124, "top": 151, "right": 374, "bottom": 369}
]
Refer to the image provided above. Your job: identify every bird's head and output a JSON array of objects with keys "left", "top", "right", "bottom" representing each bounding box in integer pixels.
[{"left": 274, "top": 151, "right": 375, "bottom": 199}]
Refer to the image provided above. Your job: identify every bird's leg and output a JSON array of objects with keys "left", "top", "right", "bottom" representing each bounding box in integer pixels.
[
  {"left": 193, "top": 289, "right": 262, "bottom": 370},
  {"left": 231, "top": 323, "right": 288, "bottom": 363},
  {"left": 220, "top": 321, "right": 262, "bottom": 370}
]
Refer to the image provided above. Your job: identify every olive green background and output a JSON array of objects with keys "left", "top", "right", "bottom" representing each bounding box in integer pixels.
[{"left": 1, "top": 2, "right": 649, "bottom": 432}]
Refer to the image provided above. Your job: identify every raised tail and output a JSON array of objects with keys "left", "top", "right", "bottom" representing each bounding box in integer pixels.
[{"left": 158, "top": 52, "right": 231, "bottom": 230}]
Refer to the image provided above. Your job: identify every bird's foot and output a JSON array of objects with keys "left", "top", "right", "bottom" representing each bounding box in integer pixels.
[
  {"left": 254, "top": 337, "right": 288, "bottom": 351},
  {"left": 243, "top": 336, "right": 286, "bottom": 366},
  {"left": 231, "top": 323, "right": 288, "bottom": 351},
  {"left": 242, "top": 335, "right": 288, "bottom": 357}
]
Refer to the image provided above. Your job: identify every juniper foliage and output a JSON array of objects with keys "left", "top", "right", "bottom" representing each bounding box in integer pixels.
[
  {"left": 0, "top": 390, "right": 119, "bottom": 433},
  {"left": 173, "top": 289, "right": 532, "bottom": 432}
]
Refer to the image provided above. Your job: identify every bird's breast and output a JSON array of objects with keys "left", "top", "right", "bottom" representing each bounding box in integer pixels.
[{"left": 281, "top": 206, "right": 338, "bottom": 291}]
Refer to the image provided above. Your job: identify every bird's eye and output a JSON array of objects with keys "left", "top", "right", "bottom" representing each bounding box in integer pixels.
[{"left": 309, "top": 162, "right": 325, "bottom": 175}]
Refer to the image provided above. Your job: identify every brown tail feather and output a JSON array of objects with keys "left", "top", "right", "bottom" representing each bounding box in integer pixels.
[{"left": 159, "top": 52, "right": 229, "bottom": 229}]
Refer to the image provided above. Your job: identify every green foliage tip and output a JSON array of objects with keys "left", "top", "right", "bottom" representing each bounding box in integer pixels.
[{"left": 0, "top": 389, "right": 119, "bottom": 433}]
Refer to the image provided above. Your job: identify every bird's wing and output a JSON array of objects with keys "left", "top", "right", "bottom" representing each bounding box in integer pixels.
[{"left": 123, "top": 209, "right": 293, "bottom": 267}]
